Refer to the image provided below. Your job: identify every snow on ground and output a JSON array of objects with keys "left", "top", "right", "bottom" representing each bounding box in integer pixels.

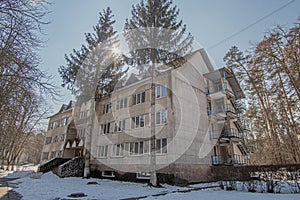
[
  {"left": 7, "top": 172, "right": 300, "bottom": 200},
  {"left": 0, "top": 165, "right": 38, "bottom": 179},
  {"left": 145, "top": 189, "right": 300, "bottom": 200}
]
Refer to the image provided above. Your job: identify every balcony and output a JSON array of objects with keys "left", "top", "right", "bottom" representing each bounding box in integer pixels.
[
  {"left": 235, "top": 117, "right": 250, "bottom": 131},
  {"left": 211, "top": 154, "right": 249, "bottom": 165},
  {"left": 207, "top": 104, "right": 237, "bottom": 120},
  {"left": 206, "top": 83, "right": 235, "bottom": 99},
  {"left": 210, "top": 131, "right": 222, "bottom": 139},
  {"left": 220, "top": 128, "right": 244, "bottom": 141}
]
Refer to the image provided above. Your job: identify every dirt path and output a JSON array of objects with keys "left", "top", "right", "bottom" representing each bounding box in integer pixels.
[{"left": 0, "top": 178, "right": 21, "bottom": 200}]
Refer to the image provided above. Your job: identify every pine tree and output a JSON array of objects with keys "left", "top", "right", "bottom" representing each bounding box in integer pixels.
[
  {"left": 224, "top": 19, "right": 300, "bottom": 165},
  {"left": 59, "top": 7, "right": 124, "bottom": 102},
  {"left": 124, "top": 0, "right": 194, "bottom": 72},
  {"left": 124, "top": 0, "right": 193, "bottom": 186}
]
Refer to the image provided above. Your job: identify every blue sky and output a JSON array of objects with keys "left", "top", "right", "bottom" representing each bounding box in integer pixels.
[{"left": 40, "top": 0, "right": 300, "bottom": 116}]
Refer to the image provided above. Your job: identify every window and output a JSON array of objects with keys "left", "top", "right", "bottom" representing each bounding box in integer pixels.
[
  {"left": 53, "top": 135, "right": 59, "bottom": 143},
  {"left": 54, "top": 121, "right": 60, "bottom": 128},
  {"left": 63, "top": 117, "right": 69, "bottom": 126},
  {"left": 156, "top": 138, "right": 167, "bottom": 154},
  {"left": 57, "top": 151, "right": 62, "bottom": 157},
  {"left": 97, "top": 145, "right": 108, "bottom": 158},
  {"left": 49, "top": 122, "right": 54, "bottom": 130},
  {"left": 42, "top": 152, "right": 49, "bottom": 160},
  {"left": 131, "top": 115, "right": 145, "bottom": 129},
  {"left": 78, "top": 129, "right": 85, "bottom": 138},
  {"left": 60, "top": 134, "right": 65, "bottom": 142},
  {"left": 129, "top": 141, "right": 144, "bottom": 155},
  {"left": 103, "top": 103, "right": 112, "bottom": 114},
  {"left": 45, "top": 137, "right": 52, "bottom": 145},
  {"left": 80, "top": 110, "right": 89, "bottom": 119},
  {"left": 156, "top": 109, "right": 167, "bottom": 125},
  {"left": 116, "top": 98, "right": 128, "bottom": 110},
  {"left": 112, "top": 144, "right": 124, "bottom": 157},
  {"left": 100, "top": 123, "right": 111, "bottom": 134},
  {"left": 132, "top": 91, "right": 146, "bottom": 105},
  {"left": 102, "top": 171, "right": 115, "bottom": 177},
  {"left": 50, "top": 152, "right": 56, "bottom": 159},
  {"left": 136, "top": 172, "right": 151, "bottom": 179},
  {"left": 114, "top": 120, "right": 125, "bottom": 132},
  {"left": 156, "top": 85, "right": 167, "bottom": 98}
]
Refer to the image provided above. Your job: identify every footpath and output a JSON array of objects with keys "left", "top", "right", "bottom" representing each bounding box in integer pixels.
[{"left": 0, "top": 178, "right": 21, "bottom": 200}]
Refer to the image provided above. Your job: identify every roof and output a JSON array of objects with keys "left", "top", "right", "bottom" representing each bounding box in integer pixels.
[{"left": 48, "top": 100, "right": 75, "bottom": 118}]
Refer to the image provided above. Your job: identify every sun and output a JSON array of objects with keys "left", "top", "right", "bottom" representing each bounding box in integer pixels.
[{"left": 111, "top": 45, "right": 121, "bottom": 55}]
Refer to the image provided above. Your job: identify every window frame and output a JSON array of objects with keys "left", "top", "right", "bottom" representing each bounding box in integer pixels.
[
  {"left": 129, "top": 141, "right": 144, "bottom": 156},
  {"left": 112, "top": 144, "right": 124, "bottom": 157},
  {"left": 156, "top": 109, "right": 167, "bottom": 125},
  {"left": 156, "top": 138, "right": 167, "bottom": 154},
  {"left": 156, "top": 85, "right": 167, "bottom": 99},
  {"left": 132, "top": 91, "right": 146, "bottom": 105},
  {"left": 131, "top": 115, "right": 145, "bottom": 129},
  {"left": 98, "top": 145, "right": 108, "bottom": 158}
]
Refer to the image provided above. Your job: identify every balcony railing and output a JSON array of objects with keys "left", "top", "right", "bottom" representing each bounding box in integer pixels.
[
  {"left": 212, "top": 154, "right": 249, "bottom": 165},
  {"left": 206, "top": 83, "right": 235, "bottom": 97},
  {"left": 236, "top": 117, "right": 250, "bottom": 131},
  {"left": 209, "top": 131, "right": 222, "bottom": 139},
  {"left": 221, "top": 128, "right": 244, "bottom": 139},
  {"left": 207, "top": 104, "right": 236, "bottom": 117}
]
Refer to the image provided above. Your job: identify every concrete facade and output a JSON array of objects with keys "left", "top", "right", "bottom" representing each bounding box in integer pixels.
[{"left": 41, "top": 49, "right": 250, "bottom": 183}]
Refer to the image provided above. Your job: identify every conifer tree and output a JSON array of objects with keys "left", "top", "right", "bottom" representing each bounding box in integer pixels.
[
  {"left": 124, "top": 0, "right": 193, "bottom": 186},
  {"left": 224, "top": 19, "right": 300, "bottom": 165},
  {"left": 124, "top": 0, "right": 194, "bottom": 72},
  {"left": 59, "top": 7, "right": 124, "bottom": 102}
]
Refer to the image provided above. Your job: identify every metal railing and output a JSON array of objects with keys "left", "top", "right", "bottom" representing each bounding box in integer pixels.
[
  {"left": 207, "top": 104, "right": 236, "bottom": 116},
  {"left": 209, "top": 131, "right": 221, "bottom": 139},
  {"left": 236, "top": 117, "right": 250, "bottom": 131},
  {"left": 206, "top": 83, "right": 235, "bottom": 96},
  {"left": 206, "top": 83, "right": 226, "bottom": 95},
  {"left": 212, "top": 154, "right": 249, "bottom": 165},
  {"left": 221, "top": 128, "right": 244, "bottom": 139}
]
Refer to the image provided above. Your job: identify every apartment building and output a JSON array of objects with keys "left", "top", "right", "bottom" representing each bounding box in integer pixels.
[
  {"left": 41, "top": 100, "right": 82, "bottom": 161},
  {"left": 41, "top": 49, "right": 250, "bottom": 183}
]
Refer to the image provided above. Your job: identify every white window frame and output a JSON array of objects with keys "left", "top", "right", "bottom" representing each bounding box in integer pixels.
[
  {"left": 63, "top": 117, "right": 69, "bottom": 126},
  {"left": 117, "top": 97, "right": 128, "bottom": 110},
  {"left": 102, "top": 171, "right": 115, "bottom": 177},
  {"left": 129, "top": 141, "right": 144, "bottom": 156},
  {"left": 112, "top": 144, "right": 124, "bottom": 157},
  {"left": 132, "top": 91, "right": 146, "bottom": 105},
  {"left": 136, "top": 172, "right": 151, "bottom": 179},
  {"left": 131, "top": 115, "right": 145, "bottom": 129},
  {"left": 80, "top": 110, "right": 89, "bottom": 119},
  {"left": 103, "top": 103, "right": 112, "bottom": 114},
  {"left": 53, "top": 135, "right": 59, "bottom": 143},
  {"left": 78, "top": 129, "right": 85, "bottom": 138},
  {"left": 100, "top": 123, "right": 111, "bottom": 134},
  {"left": 156, "top": 109, "right": 167, "bottom": 125},
  {"left": 156, "top": 138, "right": 167, "bottom": 154},
  {"left": 60, "top": 134, "right": 65, "bottom": 142},
  {"left": 114, "top": 120, "right": 125, "bottom": 132},
  {"left": 97, "top": 145, "right": 108, "bottom": 158},
  {"left": 156, "top": 85, "right": 167, "bottom": 99}
]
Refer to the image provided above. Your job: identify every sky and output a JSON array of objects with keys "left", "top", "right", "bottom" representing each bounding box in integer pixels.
[{"left": 39, "top": 0, "right": 300, "bottom": 118}]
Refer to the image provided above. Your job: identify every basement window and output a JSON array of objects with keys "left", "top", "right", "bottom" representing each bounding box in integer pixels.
[
  {"left": 136, "top": 172, "right": 151, "bottom": 179},
  {"left": 102, "top": 171, "right": 115, "bottom": 178}
]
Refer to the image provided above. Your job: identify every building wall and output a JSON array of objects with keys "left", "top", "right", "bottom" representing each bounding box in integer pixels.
[{"left": 42, "top": 109, "right": 73, "bottom": 162}]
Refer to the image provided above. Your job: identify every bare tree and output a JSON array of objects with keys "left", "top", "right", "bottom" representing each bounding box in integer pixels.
[
  {"left": 224, "top": 19, "right": 300, "bottom": 165},
  {"left": 0, "top": 0, "right": 56, "bottom": 169}
]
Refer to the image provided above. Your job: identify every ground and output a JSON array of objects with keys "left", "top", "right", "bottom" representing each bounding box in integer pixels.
[{"left": 0, "top": 168, "right": 299, "bottom": 200}]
